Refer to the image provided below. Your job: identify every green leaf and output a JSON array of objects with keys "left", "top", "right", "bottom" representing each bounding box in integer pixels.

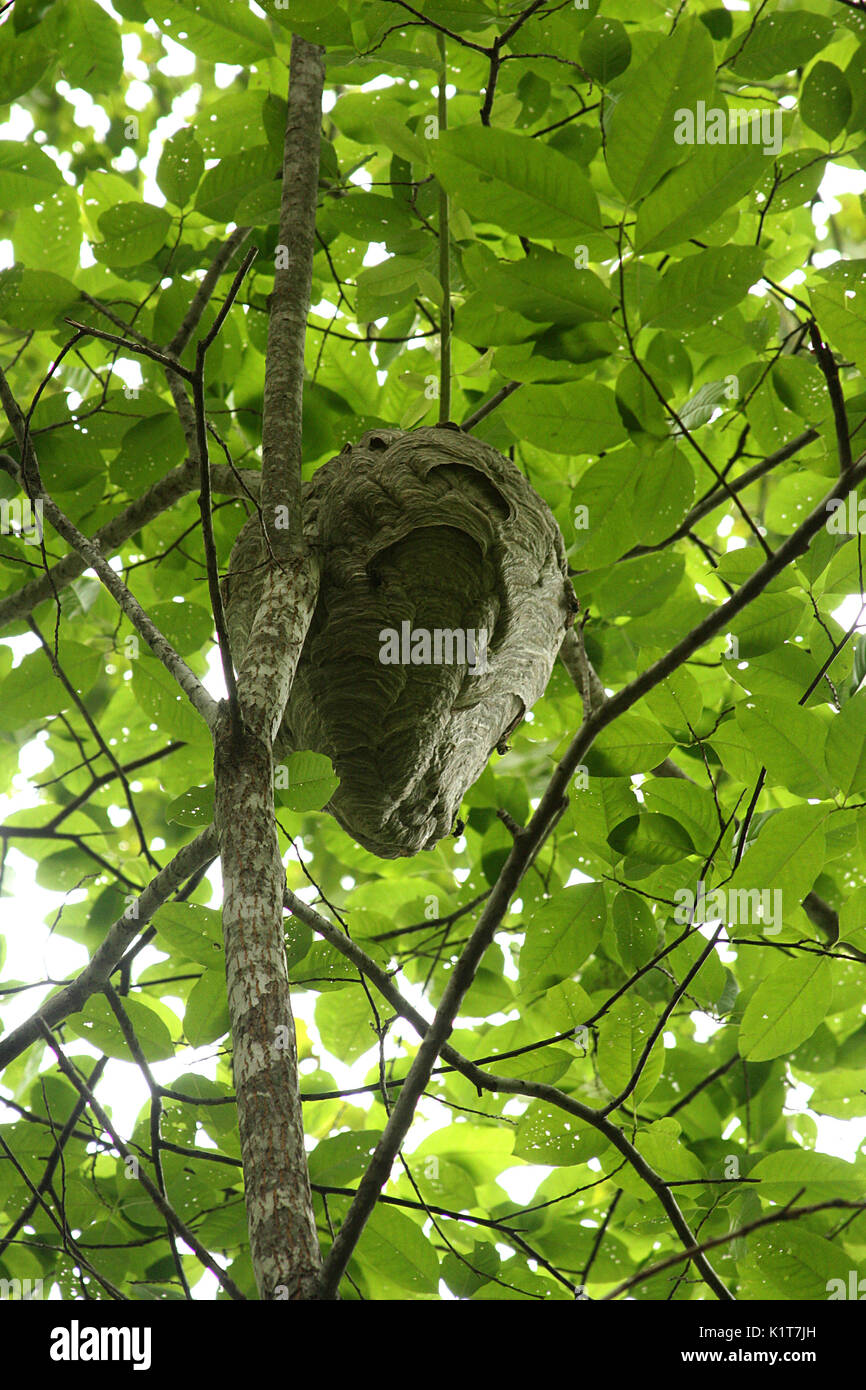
[
  {"left": 307, "top": 1130, "right": 384, "bottom": 1186},
  {"left": 0, "top": 641, "right": 101, "bottom": 729},
  {"left": 146, "top": 0, "right": 274, "bottom": 63},
  {"left": 519, "top": 883, "right": 606, "bottom": 990},
  {"left": 605, "top": 19, "right": 715, "bottom": 203},
  {"left": 826, "top": 689, "right": 866, "bottom": 796},
  {"left": 463, "top": 246, "right": 612, "bottom": 327},
  {"left": 736, "top": 698, "right": 832, "bottom": 797},
  {"left": 165, "top": 785, "right": 215, "bottom": 829},
  {"left": 641, "top": 246, "right": 766, "bottom": 331},
  {"left": 111, "top": 413, "right": 187, "bottom": 492},
  {"left": 0, "top": 143, "right": 64, "bottom": 221},
  {"left": 354, "top": 1205, "right": 439, "bottom": 1295},
  {"left": 584, "top": 713, "right": 673, "bottom": 776},
  {"left": 0, "top": 23, "right": 55, "bottom": 104},
  {"left": 12, "top": 187, "right": 81, "bottom": 279},
  {"left": 0, "top": 267, "right": 78, "bottom": 330},
  {"left": 67, "top": 996, "right": 175, "bottom": 1062},
  {"left": 153, "top": 902, "right": 223, "bottom": 968},
  {"left": 728, "top": 593, "right": 804, "bottom": 657},
  {"left": 750, "top": 1150, "right": 865, "bottom": 1203},
  {"left": 195, "top": 146, "right": 275, "bottom": 224},
  {"left": 613, "top": 890, "right": 658, "bottom": 971},
  {"left": 810, "top": 262, "right": 866, "bottom": 369},
  {"left": 740, "top": 956, "right": 833, "bottom": 1062},
  {"left": 442, "top": 1242, "right": 500, "bottom": 1299},
  {"left": 59, "top": 0, "right": 123, "bottom": 94},
  {"left": 635, "top": 1119, "right": 705, "bottom": 1181},
  {"left": 429, "top": 126, "right": 603, "bottom": 241},
  {"left": 94, "top": 203, "right": 173, "bottom": 268},
  {"left": 729, "top": 804, "right": 829, "bottom": 907},
  {"left": 514, "top": 1101, "right": 609, "bottom": 1166},
  {"left": 597, "top": 996, "right": 664, "bottom": 1103},
  {"left": 728, "top": 13, "right": 836, "bottom": 80},
  {"left": 636, "top": 143, "right": 768, "bottom": 253},
  {"left": 580, "top": 17, "right": 631, "bottom": 84},
  {"left": 315, "top": 988, "right": 376, "bottom": 1063},
  {"left": 801, "top": 61, "right": 852, "bottom": 141},
  {"left": 502, "top": 382, "right": 626, "bottom": 454},
  {"left": 131, "top": 658, "right": 210, "bottom": 745},
  {"left": 157, "top": 128, "right": 205, "bottom": 207},
  {"left": 184, "top": 969, "right": 230, "bottom": 1047},
  {"left": 275, "top": 751, "right": 339, "bottom": 813}
]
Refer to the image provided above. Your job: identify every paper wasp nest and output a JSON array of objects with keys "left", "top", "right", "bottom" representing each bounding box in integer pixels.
[{"left": 223, "top": 425, "right": 574, "bottom": 857}]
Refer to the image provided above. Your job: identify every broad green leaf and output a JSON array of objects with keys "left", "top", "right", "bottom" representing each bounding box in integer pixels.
[
  {"left": 153, "top": 902, "right": 223, "bottom": 968},
  {"left": 810, "top": 263, "right": 866, "bottom": 371},
  {"left": 519, "top": 883, "right": 606, "bottom": 990},
  {"left": 736, "top": 697, "right": 832, "bottom": 797},
  {"left": 728, "top": 804, "right": 829, "bottom": 907},
  {"left": 275, "top": 751, "right": 339, "bottom": 813},
  {"left": 307, "top": 1130, "right": 384, "bottom": 1186},
  {"left": 463, "top": 246, "right": 612, "bottom": 326},
  {"left": 316, "top": 988, "right": 376, "bottom": 1063},
  {"left": 502, "top": 382, "right": 626, "bottom": 454},
  {"left": 605, "top": 19, "right": 715, "bottom": 203},
  {"left": 740, "top": 956, "right": 832, "bottom": 1062},
  {"left": 635, "top": 1119, "right": 705, "bottom": 1181},
  {"left": 641, "top": 246, "right": 765, "bottom": 331},
  {"left": 131, "top": 658, "right": 210, "bottom": 745},
  {"left": 596, "top": 996, "right": 664, "bottom": 1103},
  {"left": 635, "top": 143, "right": 768, "bottom": 252},
  {"left": 185, "top": 969, "right": 230, "bottom": 1047},
  {"left": 354, "top": 1205, "right": 439, "bottom": 1295},
  {"left": 165, "top": 785, "right": 215, "bottom": 829},
  {"left": 728, "top": 12, "right": 836, "bottom": 79},
  {"left": 584, "top": 713, "right": 673, "bottom": 777},
  {"left": 157, "top": 128, "right": 204, "bottom": 206},
  {"left": 94, "top": 203, "right": 173, "bottom": 268},
  {"left": 12, "top": 187, "right": 81, "bottom": 279},
  {"left": 0, "top": 268, "right": 78, "bottom": 330},
  {"left": 750, "top": 1150, "right": 865, "bottom": 1203},
  {"left": 0, "top": 641, "right": 101, "bottom": 729},
  {"left": 442, "top": 1243, "right": 500, "bottom": 1299},
  {"left": 67, "top": 996, "right": 175, "bottom": 1062},
  {"left": 59, "top": 0, "right": 123, "bottom": 94},
  {"left": 801, "top": 61, "right": 852, "bottom": 142},
  {"left": 111, "top": 413, "right": 187, "bottom": 492},
  {"left": 0, "top": 23, "right": 55, "bottom": 105},
  {"left": 146, "top": 0, "right": 275, "bottom": 62},
  {"left": 195, "top": 146, "right": 275, "bottom": 224},
  {"left": 728, "top": 593, "right": 804, "bottom": 657},
  {"left": 0, "top": 142, "right": 62, "bottom": 208},
  {"left": 514, "top": 1101, "right": 609, "bottom": 1166},
  {"left": 826, "top": 690, "right": 866, "bottom": 796},
  {"left": 613, "top": 889, "right": 658, "bottom": 971},
  {"left": 429, "top": 126, "right": 603, "bottom": 241},
  {"left": 580, "top": 17, "right": 631, "bottom": 84},
  {"left": 739, "top": 1226, "right": 852, "bottom": 1301}
]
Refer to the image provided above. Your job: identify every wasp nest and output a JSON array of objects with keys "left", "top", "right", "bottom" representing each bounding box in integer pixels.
[{"left": 223, "top": 425, "right": 574, "bottom": 857}]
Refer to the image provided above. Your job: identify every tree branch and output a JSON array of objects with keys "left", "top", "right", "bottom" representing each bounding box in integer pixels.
[{"left": 259, "top": 36, "right": 325, "bottom": 553}]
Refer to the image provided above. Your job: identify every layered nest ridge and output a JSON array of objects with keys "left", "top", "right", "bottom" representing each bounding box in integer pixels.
[{"left": 223, "top": 425, "right": 574, "bottom": 856}]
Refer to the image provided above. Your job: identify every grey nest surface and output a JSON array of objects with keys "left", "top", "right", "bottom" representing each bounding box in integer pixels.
[{"left": 223, "top": 425, "right": 574, "bottom": 858}]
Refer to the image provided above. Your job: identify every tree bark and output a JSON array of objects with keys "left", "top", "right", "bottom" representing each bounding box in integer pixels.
[{"left": 213, "top": 34, "right": 325, "bottom": 1298}]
